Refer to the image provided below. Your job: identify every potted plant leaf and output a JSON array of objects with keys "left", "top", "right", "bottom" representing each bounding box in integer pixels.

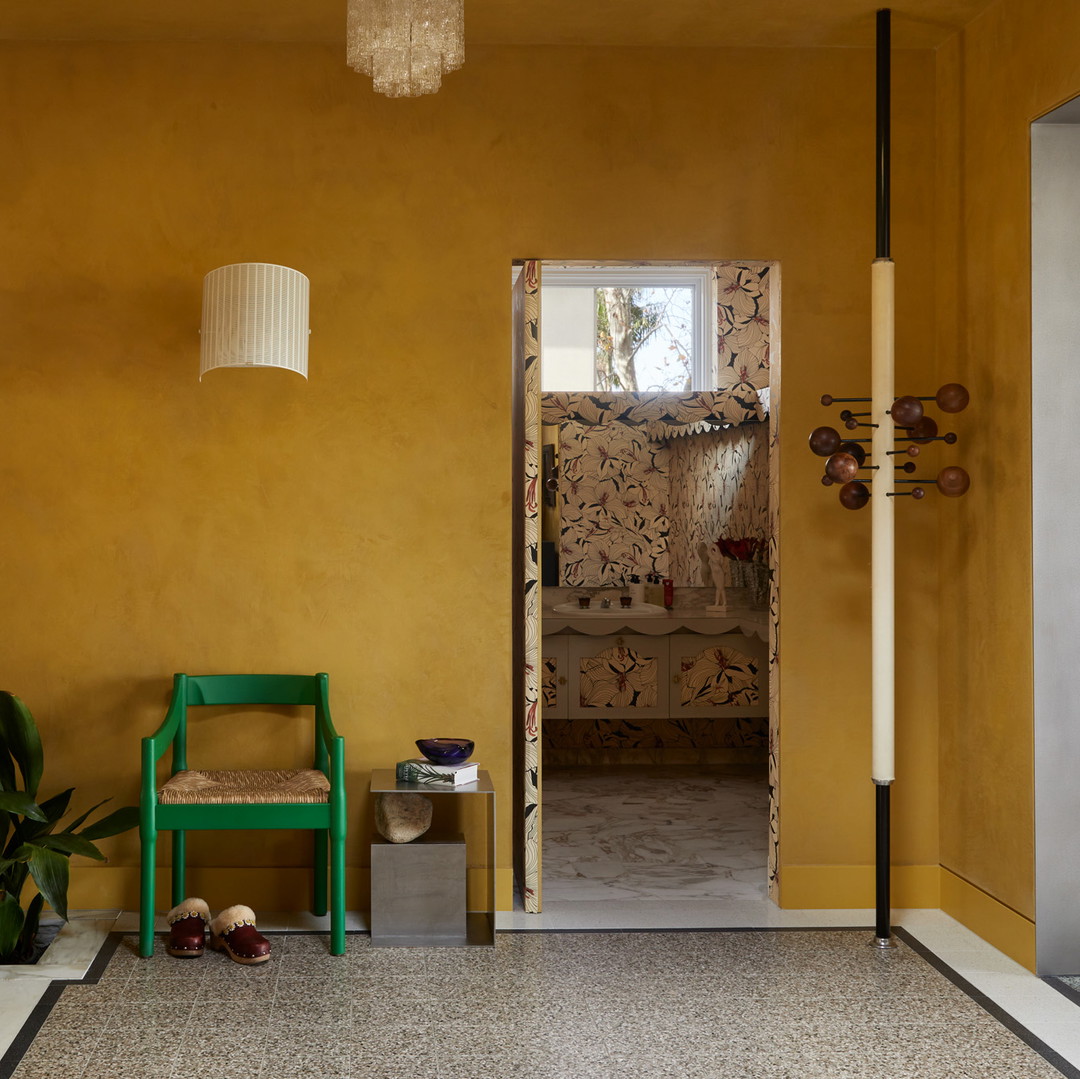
[{"left": 0, "top": 690, "right": 138, "bottom": 963}]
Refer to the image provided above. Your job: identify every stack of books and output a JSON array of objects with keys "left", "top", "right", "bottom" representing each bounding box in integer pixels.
[{"left": 395, "top": 758, "right": 480, "bottom": 785}]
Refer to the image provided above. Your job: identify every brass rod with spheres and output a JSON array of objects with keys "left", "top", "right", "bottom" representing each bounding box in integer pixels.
[{"left": 809, "top": 384, "right": 970, "bottom": 509}]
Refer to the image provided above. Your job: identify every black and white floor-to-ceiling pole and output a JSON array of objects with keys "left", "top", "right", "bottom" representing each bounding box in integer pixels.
[
  {"left": 870, "top": 4, "right": 896, "bottom": 950},
  {"left": 807, "top": 7, "right": 970, "bottom": 949}
]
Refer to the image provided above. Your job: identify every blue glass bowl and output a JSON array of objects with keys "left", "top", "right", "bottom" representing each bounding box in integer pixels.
[{"left": 416, "top": 738, "right": 474, "bottom": 766}]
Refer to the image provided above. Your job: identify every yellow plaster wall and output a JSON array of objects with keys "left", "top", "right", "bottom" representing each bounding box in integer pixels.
[
  {"left": 935, "top": 0, "right": 1080, "bottom": 931},
  {"left": 0, "top": 39, "right": 942, "bottom": 912}
]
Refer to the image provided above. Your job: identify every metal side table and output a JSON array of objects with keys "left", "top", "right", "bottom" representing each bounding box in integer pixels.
[{"left": 369, "top": 769, "right": 495, "bottom": 947}]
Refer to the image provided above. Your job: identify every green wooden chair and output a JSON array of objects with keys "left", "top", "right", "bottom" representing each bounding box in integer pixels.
[{"left": 139, "top": 672, "right": 346, "bottom": 957}]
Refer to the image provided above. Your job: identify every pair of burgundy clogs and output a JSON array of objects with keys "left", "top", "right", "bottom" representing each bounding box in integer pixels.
[{"left": 166, "top": 899, "right": 271, "bottom": 964}]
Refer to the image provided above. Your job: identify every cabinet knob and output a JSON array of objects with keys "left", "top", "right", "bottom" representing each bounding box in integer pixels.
[
  {"left": 672, "top": 674, "right": 681, "bottom": 685},
  {"left": 558, "top": 677, "right": 567, "bottom": 685}
]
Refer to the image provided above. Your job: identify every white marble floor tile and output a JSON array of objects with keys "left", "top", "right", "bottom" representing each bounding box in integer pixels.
[
  {"left": 0, "top": 912, "right": 119, "bottom": 983},
  {"left": 0, "top": 980, "right": 50, "bottom": 1056},
  {"left": 541, "top": 765, "right": 770, "bottom": 903}
]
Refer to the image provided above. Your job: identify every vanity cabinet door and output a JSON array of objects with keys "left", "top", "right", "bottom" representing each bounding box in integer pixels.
[
  {"left": 541, "top": 637, "right": 569, "bottom": 719},
  {"left": 668, "top": 633, "right": 769, "bottom": 718},
  {"left": 566, "top": 634, "right": 669, "bottom": 720}
]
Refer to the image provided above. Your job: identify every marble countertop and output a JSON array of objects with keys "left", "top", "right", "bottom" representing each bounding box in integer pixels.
[{"left": 542, "top": 603, "right": 768, "bottom": 640}]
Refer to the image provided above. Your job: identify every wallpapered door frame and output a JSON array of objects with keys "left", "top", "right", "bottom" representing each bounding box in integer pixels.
[
  {"left": 513, "top": 261, "right": 542, "bottom": 912},
  {"left": 515, "top": 260, "right": 780, "bottom": 910}
]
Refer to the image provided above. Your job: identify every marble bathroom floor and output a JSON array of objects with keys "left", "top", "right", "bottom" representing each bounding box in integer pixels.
[{"left": 540, "top": 764, "right": 769, "bottom": 903}]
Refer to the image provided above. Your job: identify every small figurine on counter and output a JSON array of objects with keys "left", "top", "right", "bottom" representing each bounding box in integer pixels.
[{"left": 704, "top": 543, "right": 728, "bottom": 613}]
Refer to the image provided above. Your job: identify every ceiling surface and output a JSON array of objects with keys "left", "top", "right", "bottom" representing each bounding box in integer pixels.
[{"left": 0, "top": 1, "right": 997, "bottom": 51}]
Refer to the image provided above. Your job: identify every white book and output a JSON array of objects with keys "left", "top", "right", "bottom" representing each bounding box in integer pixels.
[{"left": 395, "top": 759, "right": 479, "bottom": 785}]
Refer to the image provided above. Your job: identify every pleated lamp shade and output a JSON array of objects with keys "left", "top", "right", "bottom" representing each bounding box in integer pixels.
[{"left": 200, "top": 263, "right": 309, "bottom": 380}]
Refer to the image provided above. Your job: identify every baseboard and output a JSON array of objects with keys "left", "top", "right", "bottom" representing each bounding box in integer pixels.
[
  {"left": 65, "top": 865, "right": 516, "bottom": 914},
  {"left": 940, "top": 866, "right": 1036, "bottom": 971},
  {"left": 779, "top": 864, "right": 941, "bottom": 909}
]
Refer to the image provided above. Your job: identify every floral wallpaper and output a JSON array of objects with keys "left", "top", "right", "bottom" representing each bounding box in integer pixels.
[
  {"left": 541, "top": 715, "right": 768, "bottom": 755},
  {"left": 556, "top": 423, "right": 670, "bottom": 587},
  {"left": 541, "top": 637, "right": 766, "bottom": 754},
  {"left": 517, "top": 260, "right": 541, "bottom": 913},
  {"left": 677, "top": 643, "right": 759, "bottom": 708},
  {"left": 541, "top": 389, "right": 764, "bottom": 431},
  {"left": 715, "top": 262, "right": 771, "bottom": 402},
  {"left": 541, "top": 655, "right": 558, "bottom": 713},
  {"left": 552, "top": 415, "right": 768, "bottom": 588},
  {"left": 579, "top": 644, "right": 659, "bottom": 709},
  {"left": 667, "top": 423, "right": 770, "bottom": 586}
]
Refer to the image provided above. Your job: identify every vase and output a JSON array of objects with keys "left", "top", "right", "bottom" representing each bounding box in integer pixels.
[{"left": 751, "top": 562, "right": 769, "bottom": 606}]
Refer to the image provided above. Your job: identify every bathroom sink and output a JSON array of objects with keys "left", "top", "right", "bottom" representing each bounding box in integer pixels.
[{"left": 551, "top": 601, "right": 669, "bottom": 617}]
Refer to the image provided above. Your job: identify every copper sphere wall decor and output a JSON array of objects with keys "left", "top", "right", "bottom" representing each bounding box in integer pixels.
[{"left": 808, "top": 383, "right": 970, "bottom": 510}]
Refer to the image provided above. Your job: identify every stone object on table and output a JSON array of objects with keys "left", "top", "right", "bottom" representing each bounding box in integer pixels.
[{"left": 374, "top": 791, "right": 433, "bottom": 843}]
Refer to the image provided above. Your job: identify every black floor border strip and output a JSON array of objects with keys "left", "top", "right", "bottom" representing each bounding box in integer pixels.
[
  {"left": 1046, "top": 976, "right": 1080, "bottom": 1008},
  {"left": 895, "top": 927, "right": 1080, "bottom": 1079}
]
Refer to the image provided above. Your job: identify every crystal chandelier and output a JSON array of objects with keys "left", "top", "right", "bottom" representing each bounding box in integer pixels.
[{"left": 347, "top": 0, "right": 464, "bottom": 98}]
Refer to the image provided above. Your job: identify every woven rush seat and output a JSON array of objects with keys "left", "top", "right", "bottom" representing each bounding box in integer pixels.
[{"left": 158, "top": 768, "right": 331, "bottom": 805}]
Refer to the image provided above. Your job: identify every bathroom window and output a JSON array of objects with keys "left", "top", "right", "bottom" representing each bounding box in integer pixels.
[{"left": 540, "top": 265, "right": 715, "bottom": 392}]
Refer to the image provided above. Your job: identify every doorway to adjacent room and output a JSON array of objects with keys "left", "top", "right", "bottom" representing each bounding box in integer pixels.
[{"left": 511, "top": 259, "right": 781, "bottom": 916}]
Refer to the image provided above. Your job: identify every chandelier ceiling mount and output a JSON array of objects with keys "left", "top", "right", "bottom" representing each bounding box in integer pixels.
[{"left": 346, "top": 0, "right": 465, "bottom": 98}]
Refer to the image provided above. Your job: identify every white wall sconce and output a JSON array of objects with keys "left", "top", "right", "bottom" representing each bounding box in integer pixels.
[{"left": 199, "top": 263, "right": 310, "bottom": 380}]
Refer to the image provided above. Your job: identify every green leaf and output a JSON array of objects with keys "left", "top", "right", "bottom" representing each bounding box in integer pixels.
[
  {"left": 17, "top": 892, "right": 45, "bottom": 960},
  {"left": 77, "top": 806, "right": 139, "bottom": 841},
  {"left": 0, "top": 736, "right": 13, "bottom": 794},
  {"left": 26, "top": 846, "right": 69, "bottom": 922},
  {"left": 63, "top": 795, "right": 105, "bottom": 833},
  {"left": 39, "top": 834, "right": 106, "bottom": 861},
  {"left": 36, "top": 788, "right": 73, "bottom": 824},
  {"left": 0, "top": 693, "right": 44, "bottom": 798},
  {"left": 0, "top": 791, "right": 47, "bottom": 822},
  {"left": 19, "top": 788, "right": 74, "bottom": 840},
  {"left": 0, "top": 850, "right": 33, "bottom": 873},
  {"left": 0, "top": 892, "right": 25, "bottom": 959}
]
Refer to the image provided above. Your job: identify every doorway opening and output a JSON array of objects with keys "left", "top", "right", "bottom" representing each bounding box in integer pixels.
[
  {"left": 513, "top": 260, "right": 781, "bottom": 916},
  {"left": 1031, "top": 98, "right": 1080, "bottom": 975}
]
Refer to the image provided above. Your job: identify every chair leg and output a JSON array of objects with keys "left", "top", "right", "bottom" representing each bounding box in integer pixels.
[
  {"left": 139, "top": 829, "right": 156, "bottom": 958},
  {"left": 312, "top": 829, "right": 328, "bottom": 917},
  {"left": 330, "top": 831, "right": 346, "bottom": 956},
  {"left": 172, "top": 831, "right": 187, "bottom": 906}
]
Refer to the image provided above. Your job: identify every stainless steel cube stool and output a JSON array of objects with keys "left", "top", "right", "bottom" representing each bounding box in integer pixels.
[{"left": 370, "top": 833, "right": 467, "bottom": 946}]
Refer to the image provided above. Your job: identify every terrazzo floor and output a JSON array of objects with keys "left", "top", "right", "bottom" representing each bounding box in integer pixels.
[
  {"left": 5, "top": 767, "right": 1080, "bottom": 1077},
  {"left": 5, "top": 927, "right": 1075, "bottom": 1079},
  {"left": 541, "top": 764, "right": 769, "bottom": 902}
]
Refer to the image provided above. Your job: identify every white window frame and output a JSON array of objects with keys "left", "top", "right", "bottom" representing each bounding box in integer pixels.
[{"left": 541, "top": 264, "right": 716, "bottom": 391}]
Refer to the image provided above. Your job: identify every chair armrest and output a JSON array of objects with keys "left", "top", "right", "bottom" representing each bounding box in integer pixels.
[
  {"left": 140, "top": 679, "right": 186, "bottom": 810},
  {"left": 313, "top": 672, "right": 341, "bottom": 768}
]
